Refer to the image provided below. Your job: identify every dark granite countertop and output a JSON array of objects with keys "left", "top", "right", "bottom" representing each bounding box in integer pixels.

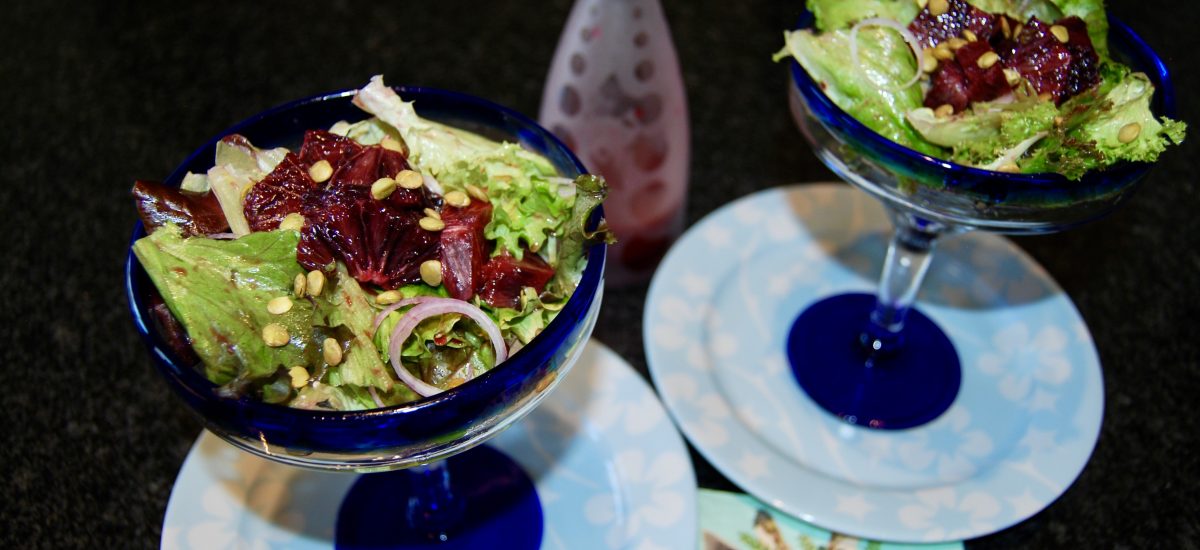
[{"left": 2, "top": 1, "right": 1195, "bottom": 547}]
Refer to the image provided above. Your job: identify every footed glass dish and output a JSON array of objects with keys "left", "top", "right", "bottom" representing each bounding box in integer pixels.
[{"left": 784, "top": 11, "right": 1175, "bottom": 429}]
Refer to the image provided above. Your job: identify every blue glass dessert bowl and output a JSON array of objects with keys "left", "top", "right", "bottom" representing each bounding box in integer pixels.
[
  {"left": 784, "top": 9, "right": 1177, "bottom": 430},
  {"left": 125, "top": 87, "right": 607, "bottom": 472}
]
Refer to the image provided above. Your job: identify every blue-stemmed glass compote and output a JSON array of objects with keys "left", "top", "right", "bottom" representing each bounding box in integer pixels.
[
  {"left": 126, "top": 87, "right": 606, "bottom": 547},
  {"left": 785, "top": 11, "right": 1176, "bottom": 430}
]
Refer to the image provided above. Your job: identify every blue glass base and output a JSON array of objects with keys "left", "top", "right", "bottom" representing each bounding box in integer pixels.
[
  {"left": 335, "top": 445, "right": 542, "bottom": 549},
  {"left": 786, "top": 293, "right": 960, "bottom": 430}
]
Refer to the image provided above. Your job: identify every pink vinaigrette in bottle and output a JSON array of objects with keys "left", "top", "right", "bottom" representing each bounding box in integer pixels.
[{"left": 539, "top": 0, "right": 690, "bottom": 286}]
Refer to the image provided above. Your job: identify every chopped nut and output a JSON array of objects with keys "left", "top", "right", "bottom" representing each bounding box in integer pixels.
[
  {"left": 293, "top": 273, "right": 307, "bottom": 298},
  {"left": 444, "top": 190, "right": 471, "bottom": 208},
  {"left": 375, "top": 290, "right": 403, "bottom": 305},
  {"left": 396, "top": 169, "right": 424, "bottom": 189},
  {"left": 420, "top": 260, "right": 443, "bottom": 287},
  {"left": 423, "top": 207, "right": 441, "bottom": 220},
  {"left": 279, "top": 213, "right": 305, "bottom": 232},
  {"left": 308, "top": 160, "right": 333, "bottom": 183},
  {"left": 262, "top": 323, "right": 289, "bottom": 347},
  {"left": 963, "top": 29, "right": 978, "bottom": 42},
  {"left": 933, "top": 44, "right": 954, "bottom": 61},
  {"left": 997, "top": 162, "right": 1021, "bottom": 173},
  {"left": 323, "top": 338, "right": 343, "bottom": 366},
  {"left": 935, "top": 104, "right": 955, "bottom": 118},
  {"left": 1013, "top": 23, "right": 1024, "bottom": 38},
  {"left": 1000, "top": 17, "right": 1012, "bottom": 39},
  {"left": 1050, "top": 25, "right": 1069, "bottom": 43},
  {"left": 419, "top": 217, "right": 445, "bottom": 232},
  {"left": 1118, "top": 122, "right": 1142, "bottom": 143},
  {"left": 1038, "top": 92, "right": 1054, "bottom": 102},
  {"left": 380, "top": 136, "right": 404, "bottom": 153},
  {"left": 947, "top": 37, "right": 967, "bottom": 51},
  {"left": 1003, "top": 68, "right": 1022, "bottom": 87},
  {"left": 922, "top": 50, "right": 939, "bottom": 73},
  {"left": 929, "top": 0, "right": 949, "bottom": 16},
  {"left": 267, "top": 296, "right": 293, "bottom": 315},
  {"left": 371, "top": 177, "right": 397, "bottom": 200},
  {"left": 465, "top": 184, "right": 488, "bottom": 201},
  {"left": 289, "top": 366, "right": 309, "bottom": 388},
  {"left": 306, "top": 270, "right": 326, "bottom": 297},
  {"left": 976, "top": 51, "right": 1000, "bottom": 69}
]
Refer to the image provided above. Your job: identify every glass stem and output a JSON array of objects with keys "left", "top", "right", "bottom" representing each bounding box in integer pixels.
[
  {"left": 405, "top": 460, "right": 461, "bottom": 541},
  {"left": 861, "top": 211, "right": 949, "bottom": 355}
]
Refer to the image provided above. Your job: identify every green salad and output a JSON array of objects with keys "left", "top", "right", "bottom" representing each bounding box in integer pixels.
[
  {"left": 776, "top": 0, "right": 1185, "bottom": 179},
  {"left": 132, "top": 76, "right": 610, "bottom": 411}
]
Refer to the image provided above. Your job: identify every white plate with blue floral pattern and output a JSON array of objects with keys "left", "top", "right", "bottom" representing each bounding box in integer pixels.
[
  {"left": 644, "top": 183, "right": 1103, "bottom": 543},
  {"left": 161, "top": 340, "right": 697, "bottom": 550}
]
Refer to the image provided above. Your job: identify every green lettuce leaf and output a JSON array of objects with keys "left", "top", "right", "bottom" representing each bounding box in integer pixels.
[
  {"left": 291, "top": 383, "right": 376, "bottom": 411},
  {"left": 1050, "top": 0, "right": 1109, "bottom": 58},
  {"left": 805, "top": 0, "right": 920, "bottom": 30},
  {"left": 434, "top": 145, "right": 569, "bottom": 260},
  {"left": 132, "top": 225, "right": 314, "bottom": 384},
  {"left": 485, "top": 287, "right": 551, "bottom": 345},
  {"left": 350, "top": 75, "right": 577, "bottom": 261},
  {"left": 317, "top": 263, "right": 397, "bottom": 392},
  {"left": 906, "top": 95, "right": 1060, "bottom": 167},
  {"left": 1022, "top": 69, "right": 1186, "bottom": 178},
  {"left": 351, "top": 75, "right": 507, "bottom": 177},
  {"left": 370, "top": 282, "right": 500, "bottom": 391},
  {"left": 775, "top": 27, "right": 945, "bottom": 156},
  {"left": 545, "top": 174, "right": 612, "bottom": 299},
  {"left": 204, "top": 137, "right": 288, "bottom": 236},
  {"left": 968, "top": 0, "right": 1064, "bottom": 24}
]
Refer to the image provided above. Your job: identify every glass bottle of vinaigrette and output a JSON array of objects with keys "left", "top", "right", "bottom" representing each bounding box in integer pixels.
[{"left": 539, "top": 0, "right": 690, "bottom": 286}]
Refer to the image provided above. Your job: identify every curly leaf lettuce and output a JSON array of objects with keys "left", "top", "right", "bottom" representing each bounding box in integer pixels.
[
  {"left": 1022, "top": 70, "right": 1186, "bottom": 179},
  {"left": 775, "top": 26, "right": 944, "bottom": 156}
]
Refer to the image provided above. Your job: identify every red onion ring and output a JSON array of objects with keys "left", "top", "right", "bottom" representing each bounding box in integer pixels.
[
  {"left": 371, "top": 296, "right": 437, "bottom": 335},
  {"left": 386, "top": 297, "right": 508, "bottom": 397},
  {"left": 367, "top": 386, "right": 386, "bottom": 408}
]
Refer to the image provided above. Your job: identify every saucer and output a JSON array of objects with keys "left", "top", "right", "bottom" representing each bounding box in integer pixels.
[
  {"left": 644, "top": 183, "right": 1102, "bottom": 542},
  {"left": 161, "top": 340, "right": 697, "bottom": 549}
]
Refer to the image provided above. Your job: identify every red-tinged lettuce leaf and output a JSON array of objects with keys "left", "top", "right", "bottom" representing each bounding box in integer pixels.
[
  {"left": 545, "top": 174, "right": 614, "bottom": 299},
  {"left": 132, "top": 225, "right": 317, "bottom": 385},
  {"left": 133, "top": 180, "right": 230, "bottom": 236}
]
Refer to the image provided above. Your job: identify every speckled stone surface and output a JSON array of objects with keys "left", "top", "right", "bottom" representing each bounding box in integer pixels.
[{"left": 1, "top": 1, "right": 1195, "bottom": 548}]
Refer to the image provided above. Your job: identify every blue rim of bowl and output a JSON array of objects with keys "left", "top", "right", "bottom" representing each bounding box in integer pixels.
[
  {"left": 788, "top": 10, "right": 1177, "bottom": 198},
  {"left": 124, "top": 86, "right": 605, "bottom": 427}
]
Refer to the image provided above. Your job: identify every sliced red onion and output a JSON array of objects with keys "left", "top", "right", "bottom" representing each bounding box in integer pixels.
[
  {"left": 386, "top": 298, "right": 508, "bottom": 397},
  {"left": 851, "top": 17, "right": 924, "bottom": 90},
  {"left": 371, "top": 296, "right": 437, "bottom": 335},
  {"left": 367, "top": 386, "right": 386, "bottom": 408},
  {"left": 422, "top": 173, "right": 444, "bottom": 196}
]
